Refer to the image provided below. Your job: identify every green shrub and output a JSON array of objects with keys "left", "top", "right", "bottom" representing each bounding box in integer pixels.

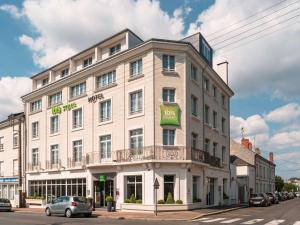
[
  {"left": 193, "top": 198, "right": 202, "bottom": 203},
  {"left": 106, "top": 195, "right": 113, "bottom": 202},
  {"left": 175, "top": 199, "right": 183, "bottom": 204},
  {"left": 130, "top": 194, "right": 136, "bottom": 203},
  {"left": 165, "top": 192, "right": 175, "bottom": 204},
  {"left": 26, "top": 196, "right": 45, "bottom": 200},
  {"left": 136, "top": 199, "right": 142, "bottom": 204},
  {"left": 157, "top": 199, "right": 165, "bottom": 204},
  {"left": 124, "top": 199, "right": 131, "bottom": 203}
]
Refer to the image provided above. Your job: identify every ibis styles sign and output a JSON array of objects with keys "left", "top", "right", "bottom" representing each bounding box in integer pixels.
[
  {"left": 52, "top": 103, "right": 77, "bottom": 115},
  {"left": 160, "top": 105, "right": 180, "bottom": 126}
]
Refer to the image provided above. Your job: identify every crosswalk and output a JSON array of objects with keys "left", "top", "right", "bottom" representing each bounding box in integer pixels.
[{"left": 193, "top": 217, "right": 300, "bottom": 225}]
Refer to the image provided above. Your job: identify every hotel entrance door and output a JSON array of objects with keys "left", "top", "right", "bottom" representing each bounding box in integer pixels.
[{"left": 93, "top": 177, "right": 114, "bottom": 208}]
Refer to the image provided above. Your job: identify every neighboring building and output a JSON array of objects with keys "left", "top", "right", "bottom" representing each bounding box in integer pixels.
[
  {"left": 230, "top": 138, "right": 275, "bottom": 194},
  {"left": 0, "top": 113, "right": 25, "bottom": 207},
  {"left": 21, "top": 29, "right": 234, "bottom": 211},
  {"left": 288, "top": 177, "right": 300, "bottom": 191}
]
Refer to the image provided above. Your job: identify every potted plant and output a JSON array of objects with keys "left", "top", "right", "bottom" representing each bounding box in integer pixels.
[
  {"left": 176, "top": 199, "right": 183, "bottom": 204},
  {"left": 157, "top": 199, "right": 165, "bottom": 204},
  {"left": 106, "top": 196, "right": 113, "bottom": 212},
  {"left": 86, "top": 197, "right": 94, "bottom": 210}
]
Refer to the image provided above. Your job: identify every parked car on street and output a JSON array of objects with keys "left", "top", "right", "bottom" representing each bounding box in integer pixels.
[
  {"left": 0, "top": 198, "right": 12, "bottom": 212},
  {"left": 275, "top": 192, "right": 284, "bottom": 201},
  {"left": 249, "top": 193, "right": 271, "bottom": 207},
  {"left": 45, "top": 196, "right": 92, "bottom": 218},
  {"left": 266, "top": 192, "right": 279, "bottom": 204},
  {"left": 296, "top": 192, "right": 300, "bottom": 197}
]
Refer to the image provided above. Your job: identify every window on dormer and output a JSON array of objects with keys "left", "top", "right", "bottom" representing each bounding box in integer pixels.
[
  {"left": 83, "top": 57, "right": 93, "bottom": 68},
  {"left": 110, "top": 43, "right": 121, "bottom": 56}
]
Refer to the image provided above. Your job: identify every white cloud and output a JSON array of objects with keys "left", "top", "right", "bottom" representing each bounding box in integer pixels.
[
  {"left": 269, "top": 130, "right": 300, "bottom": 149},
  {"left": 265, "top": 103, "right": 300, "bottom": 124},
  {"left": 0, "top": 77, "right": 31, "bottom": 120},
  {"left": 0, "top": 4, "right": 23, "bottom": 18}
]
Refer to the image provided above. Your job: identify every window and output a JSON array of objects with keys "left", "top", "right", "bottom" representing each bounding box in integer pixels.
[
  {"left": 50, "top": 145, "right": 59, "bottom": 165},
  {"left": 31, "top": 100, "right": 42, "bottom": 112},
  {"left": 164, "top": 175, "right": 175, "bottom": 201},
  {"left": 83, "top": 57, "right": 93, "bottom": 68},
  {"left": 0, "top": 137, "right": 3, "bottom": 151},
  {"left": 213, "top": 86, "right": 217, "bottom": 98},
  {"left": 99, "top": 100, "right": 112, "bottom": 122},
  {"left": 97, "top": 70, "right": 116, "bottom": 89},
  {"left": 71, "top": 82, "right": 86, "bottom": 98},
  {"left": 73, "top": 140, "right": 83, "bottom": 163},
  {"left": 13, "top": 133, "right": 18, "bottom": 148},
  {"left": 49, "top": 92, "right": 62, "bottom": 106},
  {"left": 42, "top": 77, "right": 49, "bottom": 86},
  {"left": 222, "top": 146, "right": 226, "bottom": 163},
  {"left": 13, "top": 159, "right": 18, "bottom": 176},
  {"left": 130, "top": 90, "right": 143, "bottom": 114},
  {"left": 203, "top": 78, "right": 209, "bottom": 91},
  {"left": 191, "top": 133, "right": 198, "bottom": 149},
  {"left": 162, "top": 89, "right": 175, "bottom": 103},
  {"left": 126, "top": 175, "right": 142, "bottom": 200},
  {"left": 191, "top": 96, "right": 198, "bottom": 116},
  {"left": 50, "top": 116, "right": 59, "bottom": 134},
  {"left": 162, "top": 55, "right": 175, "bottom": 71},
  {"left": 204, "top": 105, "right": 210, "bottom": 124},
  {"left": 110, "top": 43, "right": 121, "bottom": 55},
  {"left": 205, "top": 138, "right": 210, "bottom": 152},
  {"left": 32, "top": 121, "right": 39, "bottom": 139},
  {"left": 163, "top": 129, "right": 175, "bottom": 146},
  {"left": 222, "top": 117, "right": 226, "bottom": 134},
  {"left": 61, "top": 68, "right": 69, "bottom": 78},
  {"left": 201, "top": 38, "right": 212, "bottom": 65},
  {"left": 0, "top": 161, "right": 3, "bottom": 176},
  {"left": 191, "top": 64, "right": 198, "bottom": 81},
  {"left": 130, "top": 128, "right": 143, "bottom": 149},
  {"left": 193, "top": 176, "right": 200, "bottom": 202},
  {"left": 213, "top": 111, "right": 217, "bottom": 128},
  {"left": 222, "top": 94, "right": 226, "bottom": 106},
  {"left": 100, "top": 135, "right": 111, "bottom": 159},
  {"left": 213, "top": 142, "right": 218, "bottom": 156},
  {"left": 32, "top": 148, "right": 39, "bottom": 166},
  {"left": 72, "top": 108, "right": 83, "bottom": 129},
  {"left": 130, "top": 59, "right": 142, "bottom": 77}
]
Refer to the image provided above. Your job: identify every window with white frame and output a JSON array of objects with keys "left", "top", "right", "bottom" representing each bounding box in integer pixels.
[
  {"left": 126, "top": 175, "right": 142, "bottom": 200},
  {"left": 100, "top": 135, "right": 111, "bottom": 159},
  {"left": 83, "top": 57, "right": 93, "bottom": 68},
  {"left": 97, "top": 70, "right": 116, "bottom": 89},
  {"left": 42, "top": 77, "right": 49, "bottom": 86},
  {"left": 130, "top": 90, "right": 143, "bottom": 114},
  {"left": 99, "top": 100, "right": 111, "bottom": 122},
  {"left": 213, "top": 142, "right": 218, "bottom": 157},
  {"left": 204, "top": 138, "right": 210, "bottom": 152},
  {"left": 61, "top": 68, "right": 69, "bottom": 78},
  {"left": 162, "top": 54, "right": 175, "bottom": 71},
  {"left": 0, "top": 161, "right": 3, "bottom": 176},
  {"left": 50, "top": 115, "right": 59, "bottom": 134},
  {"left": 191, "top": 64, "right": 198, "bottom": 81},
  {"left": 130, "top": 128, "right": 143, "bottom": 149},
  {"left": 193, "top": 176, "right": 200, "bottom": 202},
  {"left": 72, "top": 108, "right": 83, "bottom": 129},
  {"left": 70, "top": 82, "right": 86, "bottom": 98},
  {"left": 213, "top": 111, "right": 217, "bottom": 128},
  {"left": 163, "top": 129, "right": 175, "bottom": 146},
  {"left": 31, "top": 100, "right": 42, "bottom": 112},
  {"left": 73, "top": 140, "right": 82, "bottom": 163},
  {"left": 0, "top": 137, "right": 3, "bottom": 151},
  {"left": 204, "top": 105, "right": 210, "bottom": 124},
  {"left": 50, "top": 144, "right": 59, "bottom": 165},
  {"left": 191, "top": 96, "right": 198, "bottom": 116},
  {"left": 49, "top": 92, "right": 62, "bottom": 106},
  {"left": 32, "top": 148, "right": 39, "bottom": 166},
  {"left": 203, "top": 78, "right": 209, "bottom": 91},
  {"left": 164, "top": 175, "right": 175, "bottom": 201},
  {"left": 162, "top": 88, "right": 175, "bottom": 103},
  {"left": 32, "top": 121, "right": 39, "bottom": 139},
  {"left": 222, "top": 117, "right": 226, "bottom": 134},
  {"left": 13, "top": 133, "right": 18, "bottom": 148},
  {"left": 130, "top": 59, "right": 142, "bottom": 77},
  {"left": 110, "top": 43, "right": 121, "bottom": 55},
  {"left": 191, "top": 133, "right": 198, "bottom": 149}
]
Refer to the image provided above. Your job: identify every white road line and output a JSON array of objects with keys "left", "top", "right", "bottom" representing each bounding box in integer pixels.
[
  {"left": 220, "top": 218, "right": 242, "bottom": 223},
  {"left": 241, "top": 219, "right": 264, "bottom": 224},
  {"left": 293, "top": 222, "right": 300, "bottom": 225},
  {"left": 202, "top": 218, "right": 226, "bottom": 223},
  {"left": 193, "top": 217, "right": 212, "bottom": 221},
  {"left": 264, "top": 220, "right": 285, "bottom": 225}
]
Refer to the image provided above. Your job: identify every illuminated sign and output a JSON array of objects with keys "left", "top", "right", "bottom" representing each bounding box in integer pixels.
[
  {"left": 160, "top": 104, "right": 180, "bottom": 126},
  {"left": 52, "top": 103, "right": 77, "bottom": 115}
]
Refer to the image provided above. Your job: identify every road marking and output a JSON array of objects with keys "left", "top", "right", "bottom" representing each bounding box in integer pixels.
[
  {"left": 194, "top": 217, "right": 211, "bottom": 221},
  {"left": 241, "top": 219, "right": 264, "bottom": 224},
  {"left": 202, "top": 218, "right": 226, "bottom": 223},
  {"left": 293, "top": 222, "right": 300, "bottom": 225},
  {"left": 264, "top": 220, "right": 285, "bottom": 225},
  {"left": 220, "top": 218, "right": 242, "bottom": 223}
]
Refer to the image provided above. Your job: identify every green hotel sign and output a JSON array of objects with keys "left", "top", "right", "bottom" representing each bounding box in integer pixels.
[
  {"left": 99, "top": 175, "right": 106, "bottom": 182},
  {"left": 160, "top": 104, "right": 180, "bottom": 126},
  {"left": 52, "top": 103, "right": 77, "bottom": 115}
]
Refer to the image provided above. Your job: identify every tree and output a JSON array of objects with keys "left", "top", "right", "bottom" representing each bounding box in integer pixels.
[
  {"left": 283, "top": 182, "right": 298, "bottom": 192},
  {"left": 275, "top": 176, "right": 284, "bottom": 192}
]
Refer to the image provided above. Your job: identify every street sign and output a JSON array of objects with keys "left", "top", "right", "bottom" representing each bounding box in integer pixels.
[{"left": 154, "top": 178, "right": 160, "bottom": 189}]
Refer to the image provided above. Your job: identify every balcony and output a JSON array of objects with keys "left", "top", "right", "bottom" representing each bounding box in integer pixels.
[
  {"left": 27, "top": 162, "right": 43, "bottom": 172},
  {"left": 67, "top": 157, "right": 87, "bottom": 169},
  {"left": 46, "top": 160, "right": 64, "bottom": 170}
]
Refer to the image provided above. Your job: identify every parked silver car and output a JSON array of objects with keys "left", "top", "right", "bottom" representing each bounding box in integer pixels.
[
  {"left": 45, "top": 196, "right": 92, "bottom": 218},
  {"left": 0, "top": 198, "right": 12, "bottom": 212}
]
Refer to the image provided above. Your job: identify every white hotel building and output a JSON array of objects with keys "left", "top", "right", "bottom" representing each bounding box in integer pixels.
[{"left": 22, "top": 29, "right": 234, "bottom": 211}]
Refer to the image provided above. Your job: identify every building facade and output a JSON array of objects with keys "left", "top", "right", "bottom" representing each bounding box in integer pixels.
[{"left": 21, "top": 29, "right": 234, "bottom": 211}]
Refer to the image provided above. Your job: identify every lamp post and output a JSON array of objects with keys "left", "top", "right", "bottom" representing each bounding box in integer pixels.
[{"left": 154, "top": 178, "right": 160, "bottom": 216}]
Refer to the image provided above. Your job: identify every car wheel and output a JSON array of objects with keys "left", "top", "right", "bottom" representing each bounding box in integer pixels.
[
  {"left": 84, "top": 213, "right": 92, "bottom": 217},
  {"left": 45, "top": 208, "right": 51, "bottom": 216},
  {"left": 65, "top": 209, "right": 72, "bottom": 218}
]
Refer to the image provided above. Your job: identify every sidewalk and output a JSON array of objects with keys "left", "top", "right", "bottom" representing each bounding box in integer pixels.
[{"left": 13, "top": 205, "right": 247, "bottom": 221}]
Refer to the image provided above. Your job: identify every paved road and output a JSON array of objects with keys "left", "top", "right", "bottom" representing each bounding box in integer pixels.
[{"left": 0, "top": 198, "right": 299, "bottom": 225}]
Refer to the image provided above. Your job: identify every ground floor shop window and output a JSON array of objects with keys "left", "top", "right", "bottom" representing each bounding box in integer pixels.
[
  {"left": 193, "top": 176, "right": 201, "bottom": 202},
  {"left": 125, "top": 175, "right": 142, "bottom": 201},
  {"left": 164, "top": 175, "right": 175, "bottom": 201},
  {"left": 0, "top": 184, "right": 18, "bottom": 200},
  {"left": 206, "top": 177, "right": 215, "bottom": 206}
]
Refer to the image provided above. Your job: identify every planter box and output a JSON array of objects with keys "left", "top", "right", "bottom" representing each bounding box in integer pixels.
[{"left": 25, "top": 199, "right": 46, "bottom": 208}]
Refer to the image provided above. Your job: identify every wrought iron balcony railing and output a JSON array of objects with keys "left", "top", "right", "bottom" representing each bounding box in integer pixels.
[
  {"left": 46, "top": 160, "right": 63, "bottom": 170},
  {"left": 27, "top": 162, "right": 42, "bottom": 172},
  {"left": 67, "top": 157, "right": 86, "bottom": 168}
]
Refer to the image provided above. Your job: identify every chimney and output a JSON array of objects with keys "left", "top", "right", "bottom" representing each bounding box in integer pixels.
[
  {"left": 241, "top": 138, "right": 252, "bottom": 150},
  {"left": 269, "top": 152, "right": 274, "bottom": 163}
]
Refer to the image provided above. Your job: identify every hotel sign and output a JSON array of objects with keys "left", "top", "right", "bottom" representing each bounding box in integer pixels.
[
  {"left": 88, "top": 93, "right": 104, "bottom": 103},
  {"left": 0, "top": 177, "right": 18, "bottom": 183},
  {"left": 52, "top": 103, "right": 77, "bottom": 115},
  {"left": 160, "top": 104, "right": 180, "bottom": 126}
]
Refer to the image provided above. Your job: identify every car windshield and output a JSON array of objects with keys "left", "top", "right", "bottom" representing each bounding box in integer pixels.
[
  {"left": 0, "top": 198, "right": 10, "bottom": 203},
  {"left": 73, "top": 197, "right": 87, "bottom": 203}
]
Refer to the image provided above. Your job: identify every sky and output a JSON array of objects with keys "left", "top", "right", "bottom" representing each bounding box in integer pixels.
[{"left": 0, "top": 0, "right": 300, "bottom": 179}]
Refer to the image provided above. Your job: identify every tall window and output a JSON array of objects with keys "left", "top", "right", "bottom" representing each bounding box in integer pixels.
[
  {"left": 42, "top": 77, "right": 49, "bottom": 86},
  {"left": 204, "top": 105, "right": 210, "bottom": 124},
  {"left": 13, "top": 133, "right": 18, "bottom": 148},
  {"left": 222, "top": 146, "right": 226, "bottom": 163},
  {"left": 31, "top": 100, "right": 42, "bottom": 112},
  {"left": 0, "top": 137, "right": 3, "bottom": 151},
  {"left": 50, "top": 144, "right": 59, "bottom": 165},
  {"left": 49, "top": 92, "right": 62, "bottom": 106},
  {"left": 213, "top": 142, "right": 218, "bottom": 157},
  {"left": 72, "top": 108, "right": 83, "bottom": 129},
  {"left": 99, "top": 100, "right": 112, "bottom": 122},
  {"left": 32, "top": 121, "right": 39, "bottom": 139},
  {"left": 191, "top": 96, "right": 198, "bottom": 116},
  {"left": 222, "top": 94, "right": 226, "bottom": 106},
  {"left": 73, "top": 140, "right": 83, "bottom": 163},
  {"left": 61, "top": 68, "right": 69, "bottom": 78},
  {"left": 213, "top": 111, "right": 217, "bottom": 128},
  {"left": 162, "top": 55, "right": 175, "bottom": 71},
  {"left": 130, "top": 59, "right": 142, "bottom": 77},
  {"left": 213, "top": 86, "right": 217, "bottom": 98},
  {"left": 205, "top": 138, "right": 210, "bottom": 152},
  {"left": 0, "top": 161, "right": 3, "bottom": 176},
  {"left": 50, "top": 116, "right": 59, "bottom": 134},
  {"left": 191, "top": 64, "right": 198, "bottom": 81},
  {"left": 130, "top": 129, "right": 143, "bottom": 149},
  {"left": 164, "top": 175, "right": 175, "bottom": 201},
  {"left": 201, "top": 38, "right": 212, "bottom": 64},
  {"left": 222, "top": 117, "right": 226, "bottom": 134},
  {"left": 130, "top": 90, "right": 143, "bottom": 114},
  {"left": 162, "top": 89, "right": 175, "bottom": 103},
  {"left": 126, "top": 176, "right": 142, "bottom": 200},
  {"left": 13, "top": 159, "right": 18, "bottom": 176},
  {"left": 193, "top": 176, "right": 200, "bottom": 201},
  {"left": 32, "top": 148, "right": 39, "bottom": 166},
  {"left": 100, "top": 135, "right": 111, "bottom": 159},
  {"left": 97, "top": 70, "right": 116, "bottom": 89},
  {"left": 83, "top": 57, "right": 92, "bottom": 68},
  {"left": 110, "top": 43, "right": 121, "bottom": 55},
  {"left": 163, "top": 129, "right": 175, "bottom": 146},
  {"left": 71, "top": 82, "right": 86, "bottom": 98},
  {"left": 203, "top": 78, "right": 209, "bottom": 91},
  {"left": 191, "top": 133, "right": 198, "bottom": 149}
]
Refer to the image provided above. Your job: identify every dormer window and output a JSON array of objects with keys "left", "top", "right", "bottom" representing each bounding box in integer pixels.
[
  {"left": 42, "top": 77, "right": 49, "bottom": 86},
  {"left": 83, "top": 57, "right": 93, "bottom": 68},
  {"left": 110, "top": 43, "right": 121, "bottom": 56},
  {"left": 61, "top": 68, "right": 69, "bottom": 78}
]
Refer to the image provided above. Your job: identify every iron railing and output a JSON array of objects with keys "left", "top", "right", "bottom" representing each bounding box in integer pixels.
[
  {"left": 27, "top": 162, "right": 42, "bottom": 172},
  {"left": 67, "top": 157, "right": 86, "bottom": 168},
  {"left": 46, "top": 160, "right": 63, "bottom": 170}
]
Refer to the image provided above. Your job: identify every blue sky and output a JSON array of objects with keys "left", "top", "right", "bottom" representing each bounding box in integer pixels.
[{"left": 0, "top": 0, "right": 300, "bottom": 179}]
